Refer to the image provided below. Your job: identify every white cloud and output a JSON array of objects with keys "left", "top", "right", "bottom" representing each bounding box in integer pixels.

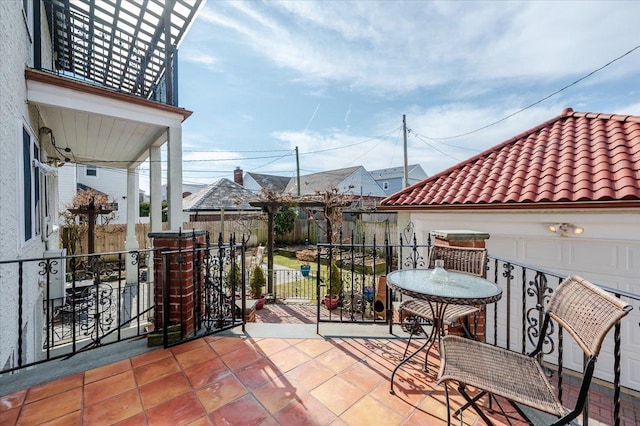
[
  {"left": 173, "top": 1, "right": 640, "bottom": 185},
  {"left": 195, "top": 1, "right": 640, "bottom": 93},
  {"left": 180, "top": 51, "right": 221, "bottom": 72}
]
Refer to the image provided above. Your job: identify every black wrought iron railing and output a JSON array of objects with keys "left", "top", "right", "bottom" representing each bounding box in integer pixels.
[
  {"left": 40, "top": 0, "right": 180, "bottom": 105},
  {"left": 311, "top": 227, "right": 639, "bottom": 426},
  {"left": 0, "top": 249, "right": 155, "bottom": 375},
  {"left": 152, "top": 231, "right": 247, "bottom": 348},
  {"left": 482, "top": 257, "right": 640, "bottom": 426}
]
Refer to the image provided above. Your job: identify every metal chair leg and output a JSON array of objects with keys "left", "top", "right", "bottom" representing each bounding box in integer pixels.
[{"left": 458, "top": 384, "right": 496, "bottom": 426}]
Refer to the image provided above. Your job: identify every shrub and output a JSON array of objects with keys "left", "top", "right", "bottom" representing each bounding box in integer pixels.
[
  {"left": 225, "top": 263, "right": 241, "bottom": 294},
  {"left": 327, "top": 262, "right": 342, "bottom": 297},
  {"left": 249, "top": 265, "right": 266, "bottom": 299}
]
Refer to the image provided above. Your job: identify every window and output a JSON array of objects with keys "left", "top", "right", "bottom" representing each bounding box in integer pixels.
[
  {"left": 22, "top": 0, "right": 33, "bottom": 43},
  {"left": 86, "top": 165, "right": 97, "bottom": 176},
  {"left": 22, "top": 126, "right": 41, "bottom": 243}
]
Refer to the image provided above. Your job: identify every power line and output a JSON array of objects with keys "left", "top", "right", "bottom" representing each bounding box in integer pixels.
[
  {"left": 410, "top": 132, "right": 462, "bottom": 161},
  {"left": 182, "top": 148, "right": 292, "bottom": 153},
  {"left": 300, "top": 126, "right": 402, "bottom": 155},
  {"left": 407, "top": 128, "right": 480, "bottom": 152},
  {"left": 424, "top": 43, "right": 640, "bottom": 141},
  {"left": 82, "top": 127, "right": 401, "bottom": 163},
  {"left": 345, "top": 126, "right": 402, "bottom": 167}
]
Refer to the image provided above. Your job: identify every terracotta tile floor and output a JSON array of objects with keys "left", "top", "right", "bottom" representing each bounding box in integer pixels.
[
  {"left": 1, "top": 303, "right": 638, "bottom": 425},
  {"left": 2, "top": 334, "right": 522, "bottom": 425}
]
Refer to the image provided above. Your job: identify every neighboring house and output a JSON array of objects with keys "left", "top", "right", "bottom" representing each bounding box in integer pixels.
[
  {"left": 0, "top": 0, "right": 202, "bottom": 377},
  {"left": 370, "top": 164, "right": 428, "bottom": 196},
  {"left": 379, "top": 108, "right": 640, "bottom": 390},
  {"left": 161, "top": 182, "right": 207, "bottom": 201},
  {"left": 284, "top": 166, "right": 387, "bottom": 200},
  {"left": 58, "top": 164, "right": 132, "bottom": 224},
  {"left": 243, "top": 166, "right": 389, "bottom": 200},
  {"left": 182, "top": 178, "right": 261, "bottom": 222},
  {"left": 242, "top": 171, "right": 292, "bottom": 195}
]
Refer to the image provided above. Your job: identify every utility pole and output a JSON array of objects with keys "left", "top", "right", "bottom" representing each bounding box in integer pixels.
[
  {"left": 403, "top": 114, "right": 409, "bottom": 188},
  {"left": 295, "top": 146, "right": 301, "bottom": 196}
]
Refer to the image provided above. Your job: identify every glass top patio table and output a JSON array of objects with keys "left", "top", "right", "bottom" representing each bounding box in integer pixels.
[
  {"left": 387, "top": 269, "right": 502, "bottom": 398},
  {"left": 386, "top": 269, "right": 502, "bottom": 305}
]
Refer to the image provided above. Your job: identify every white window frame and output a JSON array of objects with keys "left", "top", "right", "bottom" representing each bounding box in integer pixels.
[
  {"left": 22, "top": 0, "right": 34, "bottom": 45},
  {"left": 19, "top": 122, "right": 42, "bottom": 246}
]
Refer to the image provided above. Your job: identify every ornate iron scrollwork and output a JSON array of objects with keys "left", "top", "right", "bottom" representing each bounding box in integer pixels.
[
  {"left": 401, "top": 222, "right": 425, "bottom": 269},
  {"left": 77, "top": 283, "right": 115, "bottom": 344},
  {"left": 201, "top": 234, "right": 234, "bottom": 331},
  {"left": 526, "top": 272, "right": 555, "bottom": 355}
]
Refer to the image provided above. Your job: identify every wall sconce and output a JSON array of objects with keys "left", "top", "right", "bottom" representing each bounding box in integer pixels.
[{"left": 548, "top": 223, "right": 584, "bottom": 237}]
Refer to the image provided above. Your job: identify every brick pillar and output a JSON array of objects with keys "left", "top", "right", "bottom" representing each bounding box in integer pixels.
[
  {"left": 431, "top": 230, "right": 490, "bottom": 341},
  {"left": 149, "top": 230, "right": 206, "bottom": 338}
]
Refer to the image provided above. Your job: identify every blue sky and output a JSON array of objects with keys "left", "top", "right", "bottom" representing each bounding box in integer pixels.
[{"left": 141, "top": 1, "right": 640, "bottom": 188}]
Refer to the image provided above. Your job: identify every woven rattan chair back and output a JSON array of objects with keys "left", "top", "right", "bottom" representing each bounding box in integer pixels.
[
  {"left": 547, "top": 275, "right": 631, "bottom": 358},
  {"left": 428, "top": 245, "right": 487, "bottom": 278}
]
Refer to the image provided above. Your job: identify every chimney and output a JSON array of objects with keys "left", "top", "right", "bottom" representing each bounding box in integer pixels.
[{"left": 234, "top": 166, "right": 244, "bottom": 186}]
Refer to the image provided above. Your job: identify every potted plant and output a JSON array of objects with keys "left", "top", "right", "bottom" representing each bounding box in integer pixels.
[
  {"left": 296, "top": 249, "right": 316, "bottom": 277},
  {"left": 249, "top": 265, "right": 267, "bottom": 309},
  {"left": 324, "top": 262, "right": 341, "bottom": 310},
  {"left": 300, "top": 263, "right": 311, "bottom": 277}
]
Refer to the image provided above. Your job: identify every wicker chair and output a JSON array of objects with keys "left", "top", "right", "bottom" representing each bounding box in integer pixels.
[
  {"left": 437, "top": 275, "right": 632, "bottom": 426},
  {"left": 399, "top": 245, "right": 488, "bottom": 367}
]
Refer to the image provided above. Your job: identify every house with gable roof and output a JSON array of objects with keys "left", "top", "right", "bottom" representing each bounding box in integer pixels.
[
  {"left": 242, "top": 171, "right": 291, "bottom": 195},
  {"left": 380, "top": 108, "right": 640, "bottom": 287},
  {"left": 182, "top": 178, "right": 261, "bottom": 223},
  {"left": 370, "top": 164, "right": 428, "bottom": 196},
  {"left": 285, "top": 165, "right": 387, "bottom": 198},
  {"left": 379, "top": 107, "right": 640, "bottom": 390}
]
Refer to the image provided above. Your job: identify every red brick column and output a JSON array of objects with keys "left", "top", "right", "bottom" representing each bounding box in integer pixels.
[
  {"left": 431, "top": 230, "right": 490, "bottom": 341},
  {"left": 149, "top": 230, "right": 206, "bottom": 338}
]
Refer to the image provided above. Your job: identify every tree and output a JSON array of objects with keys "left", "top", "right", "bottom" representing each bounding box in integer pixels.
[
  {"left": 274, "top": 204, "right": 296, "bottom": 241},
  {"left": 305, "top": 187, "right": 355, "bottom": 244},
  {"left": 139, "top": 201, "right": 150, "bottom": 217},
  {"left": 60, "top": 189, "right": 116, "bottom": 255}
]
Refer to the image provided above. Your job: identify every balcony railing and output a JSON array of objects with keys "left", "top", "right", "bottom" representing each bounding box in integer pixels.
[
  {"left": 2, "top": 229, "right": 638, "bottom": 425},
  {"left": 40, "top": 0, "right": 180, "bottom": 105},
  {"left": 313, "top": 230, "right": 639, "bottom": 426},
  {"left": 482, "top": 256, "right": 639, "bottom": 426},
  {"left": 0, "top": 249, "right": 155, "bottom": 375}
]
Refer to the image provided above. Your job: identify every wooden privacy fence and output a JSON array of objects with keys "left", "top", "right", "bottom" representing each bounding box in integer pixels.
[{"left": 61, "top": 219, "right": 398, "bottom": 255}]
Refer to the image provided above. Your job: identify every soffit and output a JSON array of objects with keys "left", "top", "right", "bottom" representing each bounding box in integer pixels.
[{"left": 27, "top": 70, "right": 192, "bottom": 169}]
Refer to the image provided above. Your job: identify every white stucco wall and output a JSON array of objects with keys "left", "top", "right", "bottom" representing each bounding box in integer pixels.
[
  {"left": 398, "top": 208, "right": 640, "bottom": 391},
  {"left": 0, "top": 0, "right": 55, "bottom": 370}
]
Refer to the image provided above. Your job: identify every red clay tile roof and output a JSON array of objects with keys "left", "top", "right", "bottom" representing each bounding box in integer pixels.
[{"left": 380, "top": 108, "right": 640, "bottom": 209}]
